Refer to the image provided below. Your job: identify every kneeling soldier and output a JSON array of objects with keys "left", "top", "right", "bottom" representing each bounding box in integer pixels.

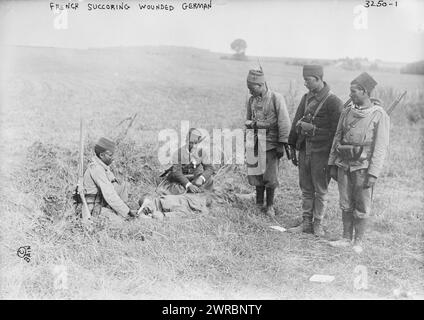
[
  {"left": 83, "top": 137, "right": 137, "bottom": 222},
  {"left": 159, "top": 128, "right": 214, "bottom": 195},
  {"left": 328, "top": 72, "right": 390, "bottom": 254}
]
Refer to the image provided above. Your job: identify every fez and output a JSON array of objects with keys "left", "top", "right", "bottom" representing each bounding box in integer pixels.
[
  {"left": 351, "top": 72, "right": 377, "bottom": 94},
  {"left": 247, "top": 69, "right": 265, "bottom": 84},
  {"left": 303, "top": 65, "right": 324, "bottom": 79},
  {"left": 95, "top": 137, "right": 116, "bottom": 154}
]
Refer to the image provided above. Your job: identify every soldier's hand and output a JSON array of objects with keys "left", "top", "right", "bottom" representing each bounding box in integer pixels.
[
  {"left": 128, "top": 209, "right": 139, "bottom": 218},
  {"left": 187, "top": 183, "right": 201, "bottom": 193},
  {"left": 363, "top": 174, "right": 377, "bottom": 189},
  {"left": 289, "top": 145, "right": 298, "bottom": 166},
  {"left": 245, "top": 120, "right": 256, "bottom": 129},
  {"left": 329, "top": 165, "right": 338, "bottom": 181},
  {"left": 276, "top": 143, "right": 286, "bottom": 159},
  {"left": 142, "top": 206, "right": 153, "bottom": 215},
  {"left": 193, "top": 176, "right": 204, "bottom": 186}
]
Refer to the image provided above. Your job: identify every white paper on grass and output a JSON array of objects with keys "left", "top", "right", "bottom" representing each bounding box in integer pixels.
[
  {"left": 269, "top": 226, "right": 286, "bottom": 232},
  {"left": 309, "top": 275, "right": 335, "bottom": 283}
]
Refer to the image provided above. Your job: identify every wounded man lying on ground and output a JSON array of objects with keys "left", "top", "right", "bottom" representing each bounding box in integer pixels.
[
  {"left": 81, "top": 137, "right": 138, "bottom": 223},
  {"left": 158, "top": 128, "right": 215, "bottom": 195},
  {"left": 137, "top": 192, "right": 212, "bottom": 220}
]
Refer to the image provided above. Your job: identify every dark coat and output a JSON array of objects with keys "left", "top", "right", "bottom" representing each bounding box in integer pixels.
[
  {"left": 166, "top": 146, "right": 214, "bottom": 187},
  {"left": 288, "top": 83, "right": 343, "bottom": 153}
]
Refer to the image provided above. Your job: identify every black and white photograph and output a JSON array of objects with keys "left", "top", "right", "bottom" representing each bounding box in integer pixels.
[{"left": 0, "top": 0, "right": 423, "bottom": 304}]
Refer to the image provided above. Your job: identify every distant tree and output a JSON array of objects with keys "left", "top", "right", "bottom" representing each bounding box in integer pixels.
[
  {"left": 230, "top": 39, "right": 247, "bottom": 60},
  {"left": 401, "top": 60, "right": 424, "bottom": 75}
]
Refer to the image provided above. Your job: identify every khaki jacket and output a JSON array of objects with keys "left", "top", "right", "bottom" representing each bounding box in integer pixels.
[
  {"left": 83, "top": 156, "right": 130, "bottom": 217},
  {"left": 246, "top": 89, "right": 291, "bottom": 150},
  {"left": 328, "top": 102, "right": 390, "bottom": 178}
]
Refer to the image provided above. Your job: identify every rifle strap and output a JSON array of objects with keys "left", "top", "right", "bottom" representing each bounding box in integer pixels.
[
  {"left": 272, "top": 91, "right": 278, "bottom": 116},
  {"left": 312, "top": 91, "right": 332, "bottom": 122},
  {"left": 299, "top": 91, "right": 332, "bottom": 125}
]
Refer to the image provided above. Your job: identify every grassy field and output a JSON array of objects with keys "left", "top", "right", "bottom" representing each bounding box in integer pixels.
[{"left": 0, "top": 45, "right": 423, "bottom": 299}]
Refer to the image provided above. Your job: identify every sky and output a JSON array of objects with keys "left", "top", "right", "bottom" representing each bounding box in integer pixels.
[{"left": 0, "top": 0, "right": 423, "bottom": 63}]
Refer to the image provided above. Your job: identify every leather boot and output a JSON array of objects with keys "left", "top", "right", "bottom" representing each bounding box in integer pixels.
[
  {"left": 255, "top": 186, "right": 265, "bottom": 211},
  {"left": 329, "top": 211, "right": 353, "bottom": 248},
  {"left": 265, "top": 187, "right": 275, "bottom": 217},
  {"left": 342, "top": 211, "right": 354, "bottom": 240},
  {"left": 313, "top": 218, "right": 325, "bottom": 237},
  {"left": 288, "top": 215, "right": 313, "bottom": 234},
  {"left": 352, "top": 217, "right": 367, "bottom": 254}
]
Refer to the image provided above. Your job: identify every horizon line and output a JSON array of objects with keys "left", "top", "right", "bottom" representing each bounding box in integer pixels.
[{"left": 0, "top": 44, "right": 417, "bottom": 65}]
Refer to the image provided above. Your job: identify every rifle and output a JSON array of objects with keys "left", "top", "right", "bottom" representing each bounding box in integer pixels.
[
  {"left": 78, "top": 117, "right": 91, "bottom": 222},
  {"left": 387, "top": 91, "right": 407, "bottom": 115},
  {"left": 343, "top": 98, "right": 352, "bottom": 108},
  {"left": 257, "top": 58, "right": 268, "bottom": 91},
  {"left": 343, "top": 89, "right": 406, "bottom": 115}
]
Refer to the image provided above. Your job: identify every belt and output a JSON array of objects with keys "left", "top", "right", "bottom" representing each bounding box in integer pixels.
[
  {"left": 313, "top": 127, "right": 330, "bottom": 134},
  {"left": 85, "top": 194, "right": 102, "bottom": 204},
  {"left": 341, "top": 141, "right": 372, "bottom": 147}
]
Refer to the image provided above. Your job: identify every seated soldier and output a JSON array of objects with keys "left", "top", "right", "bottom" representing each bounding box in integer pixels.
[
  {"left": 159, "top": 128, "right": 214, "bottom": 195},
  {"left": 83, "top": 137, "right": 137, "bottom": 223}
]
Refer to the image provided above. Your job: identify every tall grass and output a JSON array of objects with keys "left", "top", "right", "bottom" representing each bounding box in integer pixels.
[
  {"left": 4, "top": 84, "right": 421, "bottom": 299},
  {"left": 1, "top": 46, "right": 423, "bottom": 299}
]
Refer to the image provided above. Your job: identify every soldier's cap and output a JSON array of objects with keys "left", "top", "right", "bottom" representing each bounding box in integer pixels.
[
  {"left": 95, "top": 137, "right": 116, "bottom": 154},
  {"left": 188, "top": 128, "right": 206, "bottom": 144},
  {"left": 303, "top": 65, "right": 324, "bottom": 79},
  {"left": 351, "top": 72, "right": 377, "bottom": 94},
  {"left": 247, "top": 69, "right": 265, "bottom": 85}
]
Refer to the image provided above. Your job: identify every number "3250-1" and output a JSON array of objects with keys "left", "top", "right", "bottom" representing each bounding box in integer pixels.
[{"left": 364, "top": 1, "right": 398, "bottom": 8}]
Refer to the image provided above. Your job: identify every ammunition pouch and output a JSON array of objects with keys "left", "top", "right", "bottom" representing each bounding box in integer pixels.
[
  {"left": 85, "top": 193, "right": 105, "bottom": 217},
  {"left": 297, "top": 120, "right": 316, "bottom": 137},
  {"left": 336, "top": 144, "right": 363, "bottom": 161}
]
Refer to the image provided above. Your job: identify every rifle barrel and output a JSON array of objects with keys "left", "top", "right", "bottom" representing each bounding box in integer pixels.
[
  {"left": 79, "top": 118, "right": 84, "bottom": 177},
  {"left": 78, "top": 116, "right": 90, "bottom": 222},
  {"left": 387, "top": 91, "right": 407, "bottom": 115},
  {"left": 343, "top": 98, "right": 352, "bottom": 108}
]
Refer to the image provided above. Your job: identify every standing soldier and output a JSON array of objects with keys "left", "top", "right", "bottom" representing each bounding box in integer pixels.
[
  {"left": 287, "top": 65, "right": 343, "bottom": 236},
  {"left": 245, "top": 69, "right": 291, "bottom": 217},
  {"left": 328, "top": 72, "right": 390, "bottom": 254},
  {"left": 83, "top": 137, "right": 138, "bottom": 223}
]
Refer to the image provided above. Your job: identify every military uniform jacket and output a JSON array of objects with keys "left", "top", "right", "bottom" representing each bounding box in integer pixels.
[
  {"left": 328, "top": 101, "right": 390, "bottom": 178},
  {"left": 167, "top": 146, "right": 214, "bottom": 187},
  {"left": 246, "top": 89, "right": 291, "bottom": 150},
  {"left": 83, "top": 156, "right": 130, "bottom": 217},
  {"left": 288, "top": 83, "right": 343, "bottom": 153}
]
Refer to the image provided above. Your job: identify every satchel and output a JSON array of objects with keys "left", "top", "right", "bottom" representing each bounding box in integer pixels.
[
  {"left": 298, "top": 121, "right": 316, "bottom": 136},
  {"left": 336, "top": 144, "right": 363, "bottom": 161}
]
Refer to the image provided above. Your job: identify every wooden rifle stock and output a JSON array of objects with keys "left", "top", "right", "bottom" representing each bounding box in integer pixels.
[{"left": 78, "top": 117, "right": 90, "bottom": 222}]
